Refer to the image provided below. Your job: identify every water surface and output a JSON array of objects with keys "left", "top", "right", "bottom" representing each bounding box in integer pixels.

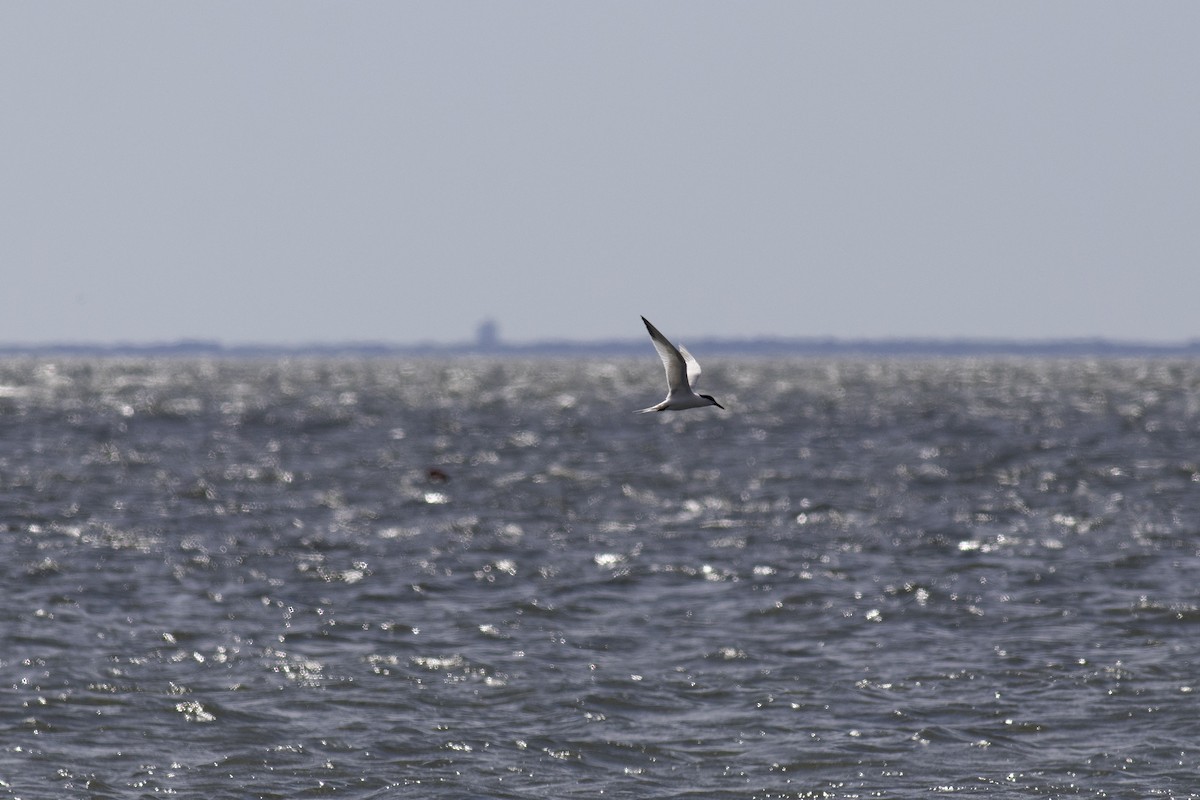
[{"left": 1, "top": 357, "right": 1199, "bottom": 798}]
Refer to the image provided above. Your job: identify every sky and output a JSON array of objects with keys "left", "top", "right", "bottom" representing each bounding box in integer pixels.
[{"left": 3, "top": 2, "right": 1199, "bottom": 346}]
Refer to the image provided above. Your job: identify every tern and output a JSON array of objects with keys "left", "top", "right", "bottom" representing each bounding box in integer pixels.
[{"left": 637, "top": 316, "right": 725, "bottom": 413}]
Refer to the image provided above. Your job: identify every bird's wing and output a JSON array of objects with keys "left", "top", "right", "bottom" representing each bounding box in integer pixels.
[
  {"left": 642, "top": 317, "right": 687, "bottom": 392},
  {"left": 678, "top": 345, "right": 702, "bottom": 389}
]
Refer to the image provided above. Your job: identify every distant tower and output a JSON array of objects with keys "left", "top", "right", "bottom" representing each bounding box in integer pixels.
[{"left": 476, "top": 319, "right": 500, "bottom": 350}]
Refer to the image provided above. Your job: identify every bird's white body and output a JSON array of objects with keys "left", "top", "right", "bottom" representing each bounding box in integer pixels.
[{"left": 637, "top": 316, "right": 725, "bottom": 413}]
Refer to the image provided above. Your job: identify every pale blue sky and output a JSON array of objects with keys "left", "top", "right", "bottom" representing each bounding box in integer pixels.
[{"left": 3, "top": 2, "right": 1198, "bottom": 345}]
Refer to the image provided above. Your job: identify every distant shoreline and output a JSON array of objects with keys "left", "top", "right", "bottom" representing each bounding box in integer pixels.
[{"left": 2, "top": 337, "right": 1199, "bottom": 358}]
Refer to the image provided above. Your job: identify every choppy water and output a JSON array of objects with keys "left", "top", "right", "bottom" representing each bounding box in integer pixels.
[{"left": 2, "top": 356, "right": 1200, "bottom": 798}]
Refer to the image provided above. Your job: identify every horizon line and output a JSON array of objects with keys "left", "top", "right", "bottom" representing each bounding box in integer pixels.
[{"left": 2, "top": 334, "right": 1199, "bottom": 358}]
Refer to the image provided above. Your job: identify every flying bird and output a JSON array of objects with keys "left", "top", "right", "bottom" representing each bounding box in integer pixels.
[{"left": 637, "top": 316, "right": 725, "bottom": 413}]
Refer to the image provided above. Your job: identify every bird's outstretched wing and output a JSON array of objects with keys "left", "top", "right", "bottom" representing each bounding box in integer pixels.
[
  {"left": 678, "top": 345, "right": 702, "bottom": 389},
  {"left": 642, "top": 316, "right": 687, "bottom": 392}
]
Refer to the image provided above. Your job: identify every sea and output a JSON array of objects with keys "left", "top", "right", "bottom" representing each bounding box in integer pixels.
[{"left": 1, "top": 355, "right": 1199, "bottom": 799}]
